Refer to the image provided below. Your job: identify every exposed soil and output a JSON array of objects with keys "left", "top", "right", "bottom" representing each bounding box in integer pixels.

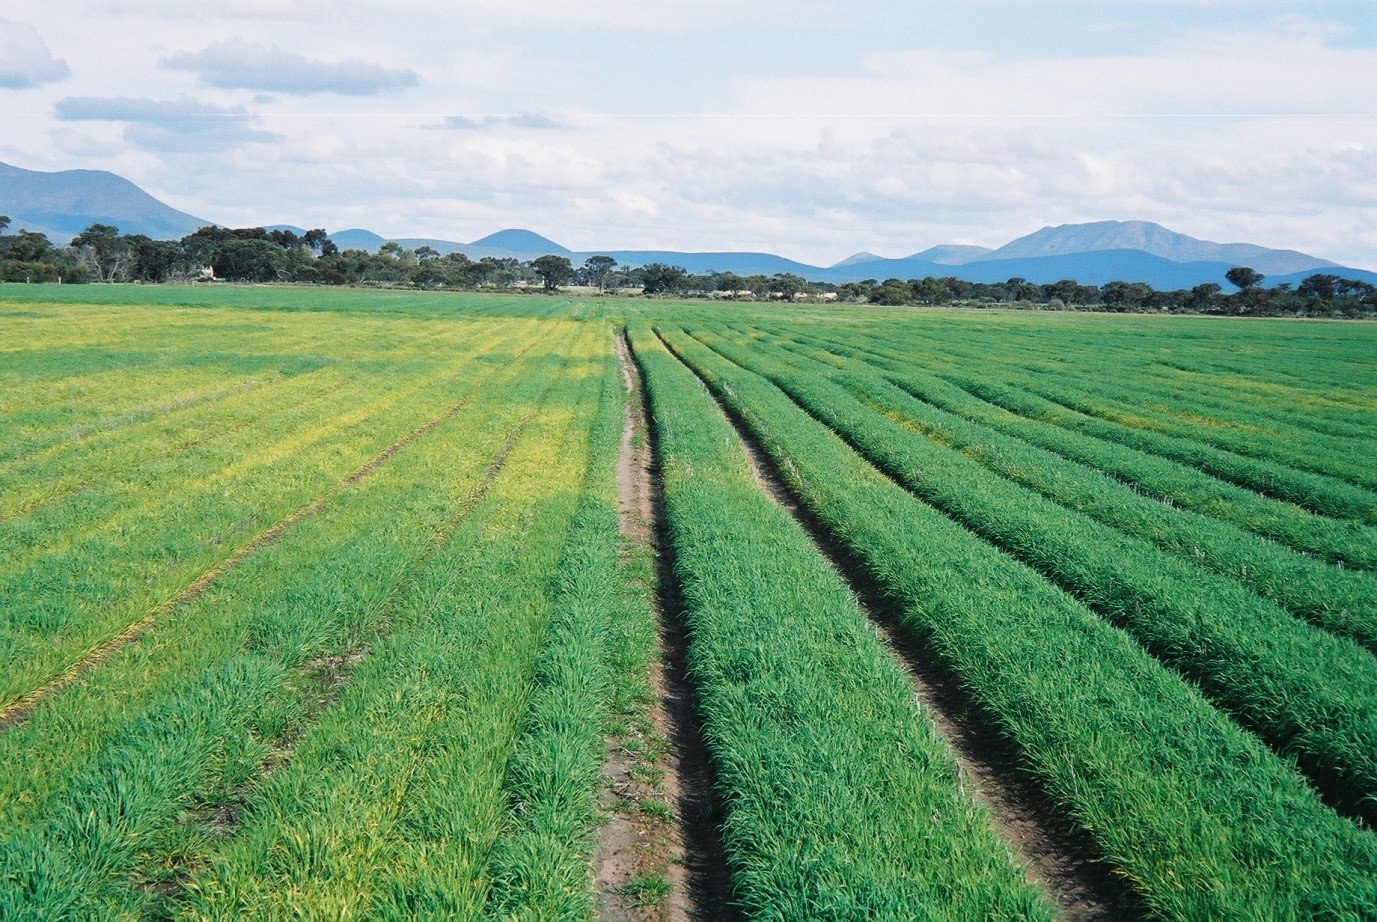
[
  {"left": 597, "top": 332, "right": 737, "bottom": 922},
  {"left": 666, "top": 331, "right": 1142, "bottom": 921}
]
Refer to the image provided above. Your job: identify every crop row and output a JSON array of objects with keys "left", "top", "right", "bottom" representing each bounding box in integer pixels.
[
  {"left": 483, "top": 347, "right": 659, "bottom": 918},
  {"left": 788, "top": 327, "right": 1377, "bottom": 524},
  {"left": 784, "top": 326, "right": 1377, "bottom": 571},
  {"left": 877, "top": 317, "right": 1377, "bottom": 444},
  {"left": 697, "top": 326, "right": 1377, "bottom": 819},
  {"left": 0, "top": 323, "right": 593, "bottom": 916},
  {"left": 0, "top": 320, "right": 539, "bottom": 708},
  {"left": 182, "top": 329, "right": 603, "bottom": 917},
  {"left": 628, "top": 325, "right": 1052, "bottom": 918},
  {"left": 754, "top": 331, "right": 1377, "bottom": 653},
  {"left": 658, "top": 326, "right": 1377, "bottom": 918}
]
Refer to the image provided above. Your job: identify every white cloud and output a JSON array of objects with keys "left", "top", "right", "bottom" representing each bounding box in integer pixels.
[
  {"left": 54, "top": 96, "right": 278, "bottom": 151},
  {"left": 439, "top": 113, "right": 571, "bottom": 131},
  {"left": 5, "top": 4, "right": 1375, "bottom": 269},
  {"left": 86, "top": 0, "right": 333, "bottom": 22},
  {"left": 0, "top": 19, "right": 68, "bottom": 88},
  {"left": 160, "top": 39, "right": 418, "bottom": 95},
  {"left": 738, "top": 27, "right": 1377, "bottom": 117},
  {"left": 84, "top": 0, "right": 810, "bottom": 29}
]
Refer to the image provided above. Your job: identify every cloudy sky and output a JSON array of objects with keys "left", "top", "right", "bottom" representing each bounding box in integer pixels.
[{"left": 2, "top": 1, "right": 1376, "bottom": 266}]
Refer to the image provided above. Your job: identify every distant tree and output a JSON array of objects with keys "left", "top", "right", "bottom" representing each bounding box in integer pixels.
[
  {"left": 378, "top": 241, "right": 410, "bottom": 262},
  {"left": 1101, "top": 280, "right": 1156, "bottom": 311},
  {"left": 1297, "top": 274, "right": 1339, "bottom": 301},
  {"left": 0, "top": 215, "right": 9, "bottom": 235},
  {"left": 582, "top": 255, "right": 617, "bottom": 290},
  {"left": 836, "top": 280, "right": 875, "bottom": 302},
  {"left": 640, "top": 263, "right": 688, "bottom": 294},
  {"left": 268, "top": 229, "right": 301, "bottom": 249},
  {"left": 772, "top": 272, "right": 807, "bottom": 301},
  {"left": 414, "top": 245, "right": 441, "bottom": 263},
  {"left": 215, "top": 238, "right": 286, "bottom": 282},
  {"left": 72, "top": 223, "right": 132, "bottom": 282},
  {"left": 868, "top": 280, "right": 912, "bottom": 305},
  {"left": 1186, "top": 282, "right": 1222, "bottom": 311},
  {"left": 2, "top": 230, "right": 53, "bottom": 263},
  {"left": 1225, "top": 267, "right": 1264, "bottom": 291},
  {"left": 303, "top": 228, "right": 330, "bottom": 253},
  {"left": 532, "top": 254, "right": 574, "bottom": 291},
  {"left": 126, "top": 235, "right": 182, "bottom": 282},
  {"left": 713, "top": 272, "right": 745, "bottom": 294}
]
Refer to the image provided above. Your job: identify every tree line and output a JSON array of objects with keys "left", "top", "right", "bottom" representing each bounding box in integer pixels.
[{"left": 0, "top": 217, "right": 1372, "bottom": 317}]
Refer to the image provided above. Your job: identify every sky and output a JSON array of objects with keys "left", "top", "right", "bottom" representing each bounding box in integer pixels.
[{"left": 2, "top": 1, "right": 1376, "bottom": 267}]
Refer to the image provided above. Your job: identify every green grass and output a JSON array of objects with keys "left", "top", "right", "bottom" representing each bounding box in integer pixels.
[
  {"left": 3, "top": 287, "right": 1376, "bottom": 919},
  {"left": 658, "top": 325, "right": 1377, "bottom": 919},
  {"left": 631, "top": 325, "right": 1051, "bottom": 919},
  {"left": 696, "top": 326, "right": 1377, "bottom": 821},
  {"left": 781, "top": 326, "right": 1377, "bottom": 569},
  {"left": 616, "top": 874, "right": 673, "bottom": 908},
  {"left": 0, "top": 317, "right": 588, "bottom": 918},
  {"left": 764, "top": 332, "right": 1377, "bottom": 650}
]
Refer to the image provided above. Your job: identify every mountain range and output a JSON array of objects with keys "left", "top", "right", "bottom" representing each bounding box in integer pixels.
[{"left": 3, "top": 160, "right": 1373, "bottom": 289}]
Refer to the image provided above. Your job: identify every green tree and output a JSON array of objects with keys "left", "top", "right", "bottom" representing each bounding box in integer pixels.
[
  {"left": 1225, "top": 266, "right": 1264, "bottom": 291},
  {"left": 532, "top": 254, "right": 574, "bottom": 291},
  {"left": 582, "top": 255, "right": 616, "bottom": 289},
  {"left": 869, "top": 280, "right": 913, "bottom": 305},
  {"left": 1186, "top": 282, "right": 1222, "bottom": 311},
  {"left": 2, "top": 230, "right": 52, "bottom": 262},
  {"left": 639, "top": 263, "right": 688, "bottom": 294},
  {"left": 72, "top": 223, "right": 132, "bottom": 282},
  {"left": 772, "top": 272, "right": 808, "bottom": 301},
  {"left": 303, "top": 228, "right": 330, "bottom": 253},
  {"left": 0, "top": 215, "right": 9, "bottom": 235},
  {"left": 1297, "top": 274, "right": 1339, "bottom": 301}
]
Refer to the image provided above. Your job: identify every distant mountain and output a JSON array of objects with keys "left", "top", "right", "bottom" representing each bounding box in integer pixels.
[
  {"left": 0, "top": 161, "right": 208, "bottom": 243},
  {"left": 470, "top": 228, "right": 569, "bottom": 254},
  {"left": 910, "top": 244, "right": 992, "bottom": 265},
  {"left": 978, "top": 220, "right": 1339, "bottom": 276},
  {"left": 4, "top": 160, "right": 1370, "bottom": 289},
  {"left": 833, "top": 252, "right": 885, "bottom": 268}
]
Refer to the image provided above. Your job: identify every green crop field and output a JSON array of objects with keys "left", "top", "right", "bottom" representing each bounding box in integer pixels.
[{"left": 2, "top": 284, "right": 1375, "bottom": 920}]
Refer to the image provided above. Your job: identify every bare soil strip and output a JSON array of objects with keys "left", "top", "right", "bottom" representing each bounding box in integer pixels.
[
  {"left": 671, "top": 335, "right": 1142, "bottom": 921},
  {"left": 598, "top": 332, "right": 737, "bottom": 922},
  {"left": 0, "top": 365, "right": 521, "bottom": 730}
]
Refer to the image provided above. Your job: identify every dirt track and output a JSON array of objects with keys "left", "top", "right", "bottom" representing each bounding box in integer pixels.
[{"left": 597, "top": 331, "right": 738, "bottom": 922}]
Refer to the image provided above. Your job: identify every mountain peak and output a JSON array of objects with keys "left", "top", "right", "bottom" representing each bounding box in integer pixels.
[
  {"left": 468, "top": 228, "right": 569, "bottom": 254},
  {"left": 980, "top": 220, "right": 1338, "bottom": 276},
  {"left": 831, "top": 251, "right": 885, "bottom": 268},
  {"left": 909, "top": 244, "right": 992, "bottom": 265},
  {"left": 0, "top": 160, "right": 208, "bottom": 241}
]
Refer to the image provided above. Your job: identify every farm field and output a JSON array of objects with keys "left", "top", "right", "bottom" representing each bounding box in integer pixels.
[{"left": 1, "top": 284, "right": 1375, "bottom": 920}]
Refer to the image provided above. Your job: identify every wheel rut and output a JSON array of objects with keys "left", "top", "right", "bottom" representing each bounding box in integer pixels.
[
  {"left": 660, "top": 329, "right": 1143, "bottom": 922},
  {"left": 597, "top": 331, "right": 738, "bottom": 922}
]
